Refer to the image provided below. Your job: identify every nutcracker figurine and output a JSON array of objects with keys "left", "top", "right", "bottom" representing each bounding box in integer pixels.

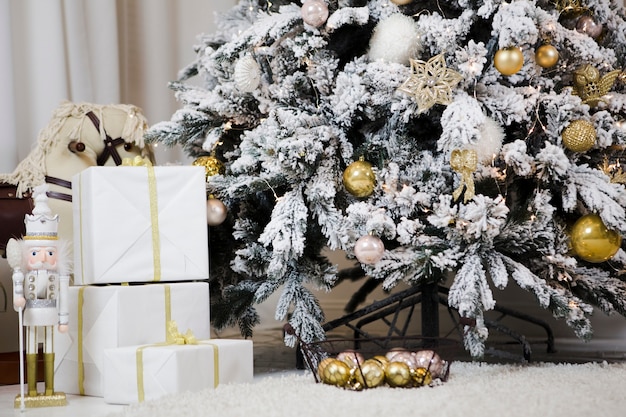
[{"left": 7, "top": 184, "right": 70, "bottom": 408}]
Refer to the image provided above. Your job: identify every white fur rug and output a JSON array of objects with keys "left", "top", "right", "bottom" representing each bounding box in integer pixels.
[{"left": 106, "top": 361, "right": 626, "bottom": 417}]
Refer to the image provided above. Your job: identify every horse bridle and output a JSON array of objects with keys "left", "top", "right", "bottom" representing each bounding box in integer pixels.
[{"left": 45, "top": 111, "right": 132, "bottom": 202}]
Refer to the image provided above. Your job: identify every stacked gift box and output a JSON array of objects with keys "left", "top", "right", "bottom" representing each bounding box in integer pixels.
[{"left": 53, "top": 165, "right": 253, "bottom": 404}]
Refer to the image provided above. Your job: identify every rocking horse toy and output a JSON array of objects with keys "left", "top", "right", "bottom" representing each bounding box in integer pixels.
[{"left": 0, "top": 101, "right": 154, "bottom": 258}]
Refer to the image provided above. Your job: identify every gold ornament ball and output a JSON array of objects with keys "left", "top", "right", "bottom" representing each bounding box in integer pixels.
[
  {"left": 570, "top": 214, "right": 621, "bottom": 263},
  {"left": 535, "top": 44, "right": 559, "bottom": 68},
  {"left": 353, "top": 359, "right": 386, "bottom": 389},
  {"left": 319, "top": 358, "right": 352, "bottom": 387},
  {"left": 317, "top": 357, "right": 336, "bottom": 380},
  {"left": 385, "top": 361, "right": 412, "bottom": 388},
  {"left": 494, "top": 47, "right": 524, "bottom": 76},
  {"left": 206, "top": 197, "right": 228, "bottom": 226},
  {"left": 412, "top": 367, "right": 433, "bottom": 387},
  {"left": 343, "top": 159, "right": 376, "bottom": 198},
  {"left": 562, "top": 120, "right": 596, "bottom": 152},
  {"left": 390, "top": 0, "right": 414, "bottom": 4},
  {"left": 193, "top": 155, "right": 225, "bottom": 178}
]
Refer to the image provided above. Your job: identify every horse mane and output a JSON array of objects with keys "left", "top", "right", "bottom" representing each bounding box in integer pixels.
[{"left": 0, "top": 101, "right": 149, "bottom": 197}]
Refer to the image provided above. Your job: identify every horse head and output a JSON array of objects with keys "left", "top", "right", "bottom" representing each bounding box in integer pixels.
[{"left": 0, "top": 101, "right": 154, "bottom": 255}]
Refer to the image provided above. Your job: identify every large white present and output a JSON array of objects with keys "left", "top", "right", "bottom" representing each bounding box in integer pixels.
[
  {"left": 54, "top": 282, "right": 211, "bottom": 397},
  {"left": 72, "top": 165, "right": 208, "bottom": 285},
  {"left": 103, "top": 339, "right": 253, "bottom": 404}
]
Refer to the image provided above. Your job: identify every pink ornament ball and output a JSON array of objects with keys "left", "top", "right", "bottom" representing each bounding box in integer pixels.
[
  {"left": 354, "top": 235, "right": 385, "bottom": 265},
  {"left": 207, "top": 198, "right": 228, "bottom": 226},
  {"left": 336, "top": 350, "right": 365, "bottom": 369},
  {"left": 412, "top": 350, "right": 446, "bottom": 379},
  {"left": 301, "top": 0, "right": 329, "bottom": 28},
  {"left": 576, "top": 15, "right": 603, "bottom": 39}
]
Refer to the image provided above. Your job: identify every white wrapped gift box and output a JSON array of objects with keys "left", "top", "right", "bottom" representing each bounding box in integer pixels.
[
  {"left": 72, "top": 165, "right": 209, "bottom": 285},
  {"left": 54, "top": 282, "right": 211, "bottom": 397},
  {"left": 103, "top": 339, "right": 254, "bottom": 404}
]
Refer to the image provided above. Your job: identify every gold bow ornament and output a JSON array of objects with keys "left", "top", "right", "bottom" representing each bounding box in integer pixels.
[
  {"left": 450, "top": 149, "right": 478, "bottom": 203},
  {"left": 122, "top": 155, "right": 152, "bottom": 167},
  {"left": 166, "top": 321, "right": 198, "bottom": 345}
]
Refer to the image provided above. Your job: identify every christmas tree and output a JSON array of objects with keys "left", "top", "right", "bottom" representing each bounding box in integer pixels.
[{"left": 146, "top": 0, "right": 626, "bottom": 357}]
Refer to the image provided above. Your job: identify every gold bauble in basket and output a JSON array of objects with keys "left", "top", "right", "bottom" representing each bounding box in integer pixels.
[
  {"left": 353, "top": 359, "right": 386, "bottom": 389},
  {"left": 385, "top": 361, "right": 412, "bottom": 388},
  {"left": 318, "top": 358, "right": 351, "bottom": 387}
]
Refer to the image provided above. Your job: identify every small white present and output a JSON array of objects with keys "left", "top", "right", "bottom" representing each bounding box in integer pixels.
[
  {"left": 54, "top": 282, "right": 211, "bottom": 397},
  {"left": 103, "top": 337, "right": 254, "bottom": 404},
  {"left": 72, "top": 164, "right": 208, "bottom": 285}
]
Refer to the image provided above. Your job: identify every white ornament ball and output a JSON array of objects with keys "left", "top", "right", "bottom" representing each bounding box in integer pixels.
[
  {"left": 368, "top": 14, "right": 422, "bottom": 65},
  {"left": 207, "top": 198, "right": 228, "bottom": 226},
  {"left": 469, "top": 116, "right": 504, "bottom": 164},
  {"left": 234, "top": 55, "right": 261, "bottom": 93},
  {"left": 354, "top": 235, "right": 385, "bottom": 265},
  {"left": 301, "top": 0, "right": 329, "bottom": 28}
]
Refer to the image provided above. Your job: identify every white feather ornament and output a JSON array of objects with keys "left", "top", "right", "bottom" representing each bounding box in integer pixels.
[
  {"left": 367, "top": 14, "right": 423, "bottom": 65},
  {"left": 234, "top": 54, "right": 261, "bottom": 93},
  {"left": 469, "top": 117, "right": 505, "bottom": 164}
]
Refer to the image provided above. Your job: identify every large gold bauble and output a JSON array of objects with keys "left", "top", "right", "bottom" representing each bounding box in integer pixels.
[
  {"left": 535, "top": 44, "right": 559, "bottom": 69},
  {"left": 562, "top": 120, "right": 596, "bottom": 152},
  {"left": 353, "top": 359, "right": 386, "bottom": 389},
  {"left": 192, "top": 155, "right": 225, "bottom": 178},
  {"left": 494, "top": 47, "right": 524, "bottom": 76},
  {"left": 570, "top": 214, "right": 622, "bottom": 263},
  {"left": 385, "top": 361, "right": 412, "bottom": 388},
  {"left": 343, "top": 159, "right": 376, "bottom": 198},
  {"left": 390, "top": 0, "right": 414, "bottom": 4},
  {"left": 319, "top": 358, "right": 351, "bottom": 387}
]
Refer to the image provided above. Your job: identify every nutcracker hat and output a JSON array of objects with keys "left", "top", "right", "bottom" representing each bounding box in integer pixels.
[{"left": 23, "top": 184, "right": 59, "bottom": 247}]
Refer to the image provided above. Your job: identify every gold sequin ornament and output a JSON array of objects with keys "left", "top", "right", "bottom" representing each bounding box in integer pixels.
[
  {"left": 319, "top": 358, "right": 352, "bottom": 387},
  {"left": 494, "top": 47, "right": 524, "bottom": 76},
  {"left": 192, "top": 155, "right": 226, "bottom": 179},
  {"left": 385, "top": 361, "right": 412, "bottom": 388},
  {"left": 343, "top": 157, "right": 376, "bottom": 198},
  {"left": 561, "top": 120, "right": 596, "bottom": 152},
  {"left": 570, "top": 214, "right": 621, "bottom": 263}
]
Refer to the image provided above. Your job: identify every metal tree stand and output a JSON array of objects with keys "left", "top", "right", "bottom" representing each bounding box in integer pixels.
[{"left": 296, "top": 281, "right": 556, "bottom": 369}]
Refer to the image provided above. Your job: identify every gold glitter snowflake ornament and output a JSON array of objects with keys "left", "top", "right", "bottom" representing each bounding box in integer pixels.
[{"left": 398, "top": 54, "right": 463, "bottom": 113}]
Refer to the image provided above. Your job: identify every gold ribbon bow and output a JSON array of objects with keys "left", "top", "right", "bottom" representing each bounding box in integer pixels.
[
  {"left": 166, "top": 321, "right": 198, "bottom": 345},
  {"left": 450, "top": 149, "right": 477, "bottom": 203},
  {"left": 122, "top": 155, "right": 152, "bottom": 166}
]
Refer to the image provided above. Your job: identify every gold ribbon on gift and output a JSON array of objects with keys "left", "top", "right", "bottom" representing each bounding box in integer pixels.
[
  {"left": 450, "top": 149, "right": 478, "bottom": 203},
  {"left": 78, "top": 287, "right": 86, "bottom": 395},
  {"left": 122, "top": 156, "right": 162, "bottom": 281},
  {"left": 135, "top": 320, "right": 219, "bottom": 402}
]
